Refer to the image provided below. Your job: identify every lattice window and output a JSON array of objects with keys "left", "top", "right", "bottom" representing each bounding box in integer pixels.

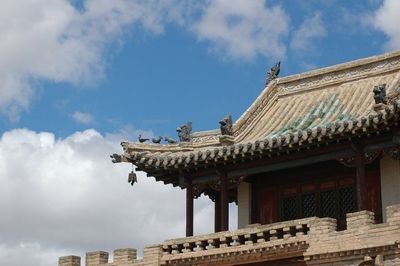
[
  {"left": 302, "top": 193, "right": 317, "bottom": 217},
  {"left": 282, "top": 196, "right": 297, "bottom": 220},
  {"left": 339, "top": 186, "right": 356, "bottom": 216},
  {"left": 321, "top": 190, "right": 336, "bottom": 218},
  {"left": 279, "top": 179, "right": 356, "bottom": 227}
]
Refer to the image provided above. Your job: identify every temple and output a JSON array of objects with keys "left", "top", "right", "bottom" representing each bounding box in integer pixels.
[{"left": 60, "top": 51, "right": 400, "bottom": 266}]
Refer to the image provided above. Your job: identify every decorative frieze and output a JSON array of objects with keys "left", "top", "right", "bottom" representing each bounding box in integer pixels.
[
  {"left": 192, "top": 184, "right": 205, "bottom": 199},
  {"left": 384, "top": 146, "right": 400, "bottom": 160},
  {"left": 336, "top": 150, "right": 382, "bottom": 167},
  {"left": 337, "top": 146, "right": 400, "bottom": 167}
]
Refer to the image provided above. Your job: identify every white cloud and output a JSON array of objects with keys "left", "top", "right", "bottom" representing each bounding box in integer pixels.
[
  {"left": 192, "top": 0, "right": 290, "bottom": 61},
  {"left": 0, "top": 243, "right": 69, "bottom": 266},
  {"left": 105, "top": 124, "right": 154, "bottom": 144},
  {"left": 290, "top": 13, "right": 326, "bottom": 51},
  {"left": 72, "top": 111, "right": 94, "bottom": 124},
  {"left": 0, "top": 128, "right": 236, "bottom": 266},
  {"left": 0, "top": 0, "right": 177, "bottom": 121},
  {"left": 0, "top": 0, "right": 293, "bottom": 121},
  {"left": 372, "top": 0, "right": 400, "bottom": 50}
]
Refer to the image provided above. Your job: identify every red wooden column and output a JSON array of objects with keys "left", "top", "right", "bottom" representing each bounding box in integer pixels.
[
  {"left": 354, "top": 142, "right": 366, "bottom": 211},
  {"left": 186, "top": 178, "right": 193, "bottom": 237},
  {"left": 220, "top": 174, "right": 229, "bottom": 231},
  {"left": 214, "top": 193, "right": 221, "bottom": 232}
]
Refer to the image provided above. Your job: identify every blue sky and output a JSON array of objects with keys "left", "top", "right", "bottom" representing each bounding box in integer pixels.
[
  {"left": 0, "top": 0, "right": 392, "bottom": 140},
  {"left": 1, "top": 1, "right": 400, "bottom": 265}
]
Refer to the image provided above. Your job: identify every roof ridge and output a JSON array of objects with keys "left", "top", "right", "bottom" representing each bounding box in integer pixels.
[
  {"left": 232, "top": 50, "right": 400, "bottom": 141},
  {"left": 279, "top": 50, "right": 400, "bottom": 84}
]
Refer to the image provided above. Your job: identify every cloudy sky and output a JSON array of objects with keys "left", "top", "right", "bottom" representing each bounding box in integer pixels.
[{"left": 1, "top": 0, "right": 400, "bottom": 265}]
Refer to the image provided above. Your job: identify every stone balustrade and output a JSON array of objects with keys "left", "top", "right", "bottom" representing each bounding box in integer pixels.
[{"left": 162, "top": 217, "right": 315, "bottom": 255}]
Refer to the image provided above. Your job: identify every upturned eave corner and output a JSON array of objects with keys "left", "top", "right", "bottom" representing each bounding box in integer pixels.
[{"left": 110, "top": 153, "right": 130, "bottom": 164}]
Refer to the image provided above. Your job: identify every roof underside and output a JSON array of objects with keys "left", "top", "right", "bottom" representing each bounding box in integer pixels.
[{"left": 115, "top": 51, "right": 400, "bottom": 185}]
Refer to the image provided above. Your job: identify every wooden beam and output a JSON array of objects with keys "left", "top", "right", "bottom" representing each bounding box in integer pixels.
[
  {"left": 353, "top": 141, "right": 366, "bottom": 211},
  {"left": 186, "top": 177, "right": 193, "bottom": 237},
  {"left": 190, "top": 140, "right": 396, "bottom": 181},
  {"left": 148, "top": 135, "right": 395, "bottom": 188}
]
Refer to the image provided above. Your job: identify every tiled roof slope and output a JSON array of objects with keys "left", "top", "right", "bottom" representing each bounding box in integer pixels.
[{"left": 116, "top": 51, "right": 400, "bottom": 176}]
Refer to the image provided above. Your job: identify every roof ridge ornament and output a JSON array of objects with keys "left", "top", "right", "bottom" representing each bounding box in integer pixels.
[
  {"left": 138, "top": 134, "right": 149, "bottom": 143},
  {"left": 110, "top": 153, "right": 122, "bottom": 163},
  {"left": 152, "top": 136, "right": 163, "bottom": 144},
  {"left": 373, "top": 84, "right": 387, "bottom": 104},
  {"left": 219, "top": 115, "right": 235, "bottom": 145},
  {"left": 164, "top": 136, "right": 177, "bottom": 144},
  {"left": 373, "top": 84, "right": 387, "bottom": 111},
  {"left": 265, "top": 61, "right": 281, "bottom": 86},
  {"left": 177, "top": 122, "right": 192, "bottom": 142},
  {"left": 219, "top": 115, "right": 233, "bottom": 136}
]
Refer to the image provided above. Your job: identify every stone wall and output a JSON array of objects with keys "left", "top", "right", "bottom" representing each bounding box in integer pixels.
[
  {"left": 380, "top": 156, "right": 400, "bottom": 222},
  {"left": 59, "top": 204, "right": 400, "bottom": 266},
  {"left": 305, "top": 206, "right": 400, "bottom": 265},
  {"left": 237, "top": 181, "right": 251, "bottom": 228}
]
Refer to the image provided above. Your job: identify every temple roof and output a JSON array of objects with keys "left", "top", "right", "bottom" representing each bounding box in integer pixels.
[{"left": 114, "top": 50, "right": 400, "bottom": 183}]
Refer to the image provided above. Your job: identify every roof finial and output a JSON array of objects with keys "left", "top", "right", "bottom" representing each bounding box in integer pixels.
[{"left": 265, "top": 61, "right": 281, "bottom": 86}]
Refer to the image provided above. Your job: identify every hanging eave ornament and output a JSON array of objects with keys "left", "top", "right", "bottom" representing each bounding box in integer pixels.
[{"left": 128, "top": 166, "right": 137, "bottom": 186}]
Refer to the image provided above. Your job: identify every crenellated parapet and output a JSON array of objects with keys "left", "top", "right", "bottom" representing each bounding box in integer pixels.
[
  {"left": 58, "top": 246, "right": 161, "bottom": 266},
  {"left": 305, "top": 204, "right": 400, "bottom": 265},
  {"left": 59, "top": 204, "right": 400, "bottom": 266}
]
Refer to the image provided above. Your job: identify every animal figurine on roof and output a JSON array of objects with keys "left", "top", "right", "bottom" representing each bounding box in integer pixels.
[
  {"left": 164, "top": 136, "right": 177, "bottom": 144},
  {"left": 219, "top": 115, "right": 233, "bottom": 136},
  {"left": 265, "top": 61, "right": 281, "bottom": 86},
  {"left": 176, "top": 122, "right": 192, "bottom": 142},
  {"left": 152, "top": 136, "right": 163, "bottom": 144},
  {"left": 110, "top": 153, "right": 122, "bottom": 163},
  {"left": 138, "top": 134, "right": 149, "bottom": 143},
  {"left": 373, "top": 84, "right": 387, "bottom": 104}
]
